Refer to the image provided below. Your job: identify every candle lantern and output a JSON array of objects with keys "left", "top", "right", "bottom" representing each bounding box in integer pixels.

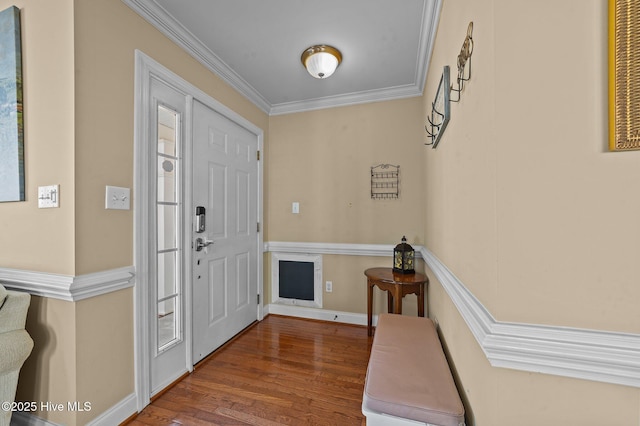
[{"left": 393, "top": 236, "right": 415, "bottom": 274}]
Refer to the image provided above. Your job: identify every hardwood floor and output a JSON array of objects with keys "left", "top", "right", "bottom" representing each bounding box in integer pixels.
[{"left": 128, "top": 315, "right": 373, "bottom": 425}]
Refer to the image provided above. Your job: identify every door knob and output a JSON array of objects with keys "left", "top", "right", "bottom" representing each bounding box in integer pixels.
[{"left": 195, "top": 237, "right": 214, "bottom": 252}]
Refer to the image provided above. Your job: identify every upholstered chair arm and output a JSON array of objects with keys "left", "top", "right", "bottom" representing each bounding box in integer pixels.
[
  {"left": 0, "top": 329, "right": 33, "bottom": 376},
  {"left": 0, "top": 292, "right": 31, "bottom": 334}
]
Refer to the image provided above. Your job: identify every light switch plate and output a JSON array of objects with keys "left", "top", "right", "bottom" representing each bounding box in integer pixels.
[
  {"left": 38, "top": 185, "right": 59, "bottom": 208},
  {"left": 292, "top": 202, "right": 300, "bottom": 214},
  {"left": 105, "top": 186, "right": 131, "bottom": 210}
]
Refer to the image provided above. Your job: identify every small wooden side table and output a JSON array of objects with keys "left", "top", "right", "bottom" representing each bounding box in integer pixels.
[{"left": 365, "top": 267, "right": 428, "bottom": 336}]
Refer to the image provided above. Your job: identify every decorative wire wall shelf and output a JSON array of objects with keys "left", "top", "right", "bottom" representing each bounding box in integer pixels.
[{"left": 371, "top": 164, "right": 399, "bottom": 199}]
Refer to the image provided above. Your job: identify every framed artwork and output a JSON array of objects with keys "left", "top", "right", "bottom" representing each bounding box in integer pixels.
[
  {"left": 609, "top": 0, "right": 640, "bottom": 151},
  {"left": 426, "top": 66, "right": 450, "bottom": 149},
  {"left": 0, "top": 6, "right": 23, "bottom": 201}
]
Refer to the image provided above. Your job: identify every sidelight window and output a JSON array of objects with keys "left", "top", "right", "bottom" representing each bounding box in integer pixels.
[{"left": 156, "top": 105, "right": 181, "bottom": 352}]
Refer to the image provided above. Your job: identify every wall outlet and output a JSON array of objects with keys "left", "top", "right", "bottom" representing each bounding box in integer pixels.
[
  {"left": 325, "top": 281, "right": 333, "bottom": 293},
  {"left": 105, "top": 186, "right": 131, "bottom": 210}
]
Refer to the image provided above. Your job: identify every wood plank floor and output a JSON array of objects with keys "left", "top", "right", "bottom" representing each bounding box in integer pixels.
[{"left": 128, "top": 315, "right": 373, "bottom": 425}]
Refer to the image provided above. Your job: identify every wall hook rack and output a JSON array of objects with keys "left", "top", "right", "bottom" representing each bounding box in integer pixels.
[
  {"left": 371, "top": 164, "right": 400, "bottom": 199},
  {"left": 425, "top": 66, "right": 451, "bottom": 148},
  {"left": 451, "top": 21, "right": 474, "bottom": 102}
]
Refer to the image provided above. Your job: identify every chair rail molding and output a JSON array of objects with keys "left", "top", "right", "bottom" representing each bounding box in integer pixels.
[
  {"left": 264, "top": 241, "right": 400, "bottom": 257},
  {"left": 264, "top": 241, "right": 640, "bottom": 388},
  {"left": 0, "top": 266, "right": 135, "bottom": 301}
]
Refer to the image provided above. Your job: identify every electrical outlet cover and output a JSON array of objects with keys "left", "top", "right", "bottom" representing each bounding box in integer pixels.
[
  {"left": 105, "top": 186, "right": 131, "bottom": 210},
  {"left": 325, "top": 281, "right": 333, "bottom": 293}
]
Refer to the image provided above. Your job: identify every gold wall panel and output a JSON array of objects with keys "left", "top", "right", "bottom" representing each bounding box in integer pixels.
[{"left": 609, "top": 0, "right": 640, "bottom": 151}]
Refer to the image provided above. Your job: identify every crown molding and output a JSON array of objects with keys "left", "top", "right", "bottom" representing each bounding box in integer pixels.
[
  {"left": 264, "top": 241, "right": 640, "bottom": 388},
  {"left": 0, "top": 266, "right": 135, "bottom": 301},
  {"left": 415, "top": 0, "right": 442, "bottom": 95},
  {"left": 268, "top": 85, "right": 423, "bottom": 116},
  {"left": 269, "top": 0, "right": 442, "bottom": 116},
  {"left": 123, "top": 0, "right": 441, "bottom": 115},
  {"left": 122, "top": 0, "right": 272, "bottom": 114}
]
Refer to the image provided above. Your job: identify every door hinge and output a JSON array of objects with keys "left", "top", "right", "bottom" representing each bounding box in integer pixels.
[
  {"left": 257, "top": 222, "right": 260, "bottom": 232},
  {"left": 257, "top": 294, "right": 260, "bottom": 304},
  {"left": 256, "top": 150, "right": 261, "bottom": 161}
]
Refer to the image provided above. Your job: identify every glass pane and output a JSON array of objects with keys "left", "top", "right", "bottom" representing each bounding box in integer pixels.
[
  {"left": 157, "top": 157, "right": 176, "bottom": 203},
  {"left": 157, "top": 205, "right": 177, "bottom": 250},
  {"left": 157, "top": 251, "right": 177, "bottom": 300},
  {"left": 155, "top": 103, "right": 181, "bottom": 353},
  {"left": 158, "top": 298, "right": 177, "bottom": 349},
  {"left": 158, "top": 138, "right": 176, "bottom": 157},
  {"left": 158, "top": 106, "right": 177, "bottom": 157}
]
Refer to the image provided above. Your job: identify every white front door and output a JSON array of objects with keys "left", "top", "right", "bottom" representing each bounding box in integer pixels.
[{"left": 191, "top": 99, "right": 259, "bottom": 363}]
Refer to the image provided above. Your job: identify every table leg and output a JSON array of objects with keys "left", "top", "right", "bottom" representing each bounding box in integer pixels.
[
  {"left": 387, "top": 291, "right": 393, "bottom": 314},
  {"left": 418, "top": 283, "right": 425, "bottom": 317},
  {"left": 393, "top": 286, "right": 402, "bottom": 315},
  {"left": 367, "top": 279, "right": 374, "bottom": 336}
]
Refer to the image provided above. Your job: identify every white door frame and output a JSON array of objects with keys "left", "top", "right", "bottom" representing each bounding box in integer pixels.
[{"left": 133, "top": 50, "right": 264, "bottom": 411}]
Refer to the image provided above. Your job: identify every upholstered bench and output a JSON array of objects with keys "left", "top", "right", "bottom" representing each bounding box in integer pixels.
[{"left": 362, "top": 314, "right": 465, "bottom": 426}]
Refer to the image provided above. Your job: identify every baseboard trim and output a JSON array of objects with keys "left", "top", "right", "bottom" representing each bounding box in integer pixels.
[
  {"left": 86, "top": 392, "right": 137, "bottom": 426},
  {"left": 10, "top": 412, "right": 59, "bottom": 426},
  {"left": 264, "top": 241, "right": 640, "bottom": 388},
  {"left": 0, "top": 266, "right": 135, "bottom": 301},
  {"left": 266, "top": 303, "right": 376, "bottom": 327},
  {"left": 10, "top": 393, "right": 137, "bottom": 426}
]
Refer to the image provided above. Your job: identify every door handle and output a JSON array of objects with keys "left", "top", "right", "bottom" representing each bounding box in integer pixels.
[{"left": 195, "top": 237, "right": 214, "bottom": 252}]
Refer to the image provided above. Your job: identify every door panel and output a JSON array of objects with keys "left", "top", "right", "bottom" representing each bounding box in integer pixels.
[
  {"left": 192, "top": 100, "right": 258, "bottom": 363},
  {"left": 208, "top": 163, "right": 227, "bottom": 239},
  {"left": 207, "top": 256, "right": 226, "bottom": 322}
]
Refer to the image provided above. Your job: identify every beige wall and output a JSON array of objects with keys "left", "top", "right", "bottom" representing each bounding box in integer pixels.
[
  {"left": 267, "top": 98, "right": 425, "bottom": 312},
  {"left": 0, "top": 0, "right": 75, "bottom": 275},
  {"left": 267, "top": 98, "right": 424, "bottom": 245},
  {"left": 8, "top": 0, "right": 269, "bottom": 424},
  {"left": 423, "top": 0, "right": 640, "bottom": 424},
  {"left": 75, "top": 288, "right": 134, "bottom": 426},
  {"left": 0, "top": 1, "right": 78, "bottom": 424},
  {"left": 17, "top": 296, "right": 77, "bottom": 426},
  {"left": 6, "top": 0, "right": 640, "bottom": 424},
  {"left": 73, "top": 0, "right": 268, "bottom": 276}
]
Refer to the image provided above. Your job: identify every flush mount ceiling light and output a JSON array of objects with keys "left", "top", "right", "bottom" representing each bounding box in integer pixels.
[{"left": 301, "top": 45, "right": 342, "bottom": 79}]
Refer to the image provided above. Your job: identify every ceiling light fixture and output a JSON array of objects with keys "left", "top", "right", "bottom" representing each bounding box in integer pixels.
[{"left": 301, "top": 45, "right": 342, "bottom": 79}]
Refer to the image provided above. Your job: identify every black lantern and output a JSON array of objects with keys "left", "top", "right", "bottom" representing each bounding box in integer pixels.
[{"left": 393, "top": 236, "right": 415, "bottom": 274}]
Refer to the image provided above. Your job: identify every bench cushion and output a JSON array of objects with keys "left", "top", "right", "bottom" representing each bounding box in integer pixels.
[{"left": 363, "top": 314, "right": 465, "bottom": 426}]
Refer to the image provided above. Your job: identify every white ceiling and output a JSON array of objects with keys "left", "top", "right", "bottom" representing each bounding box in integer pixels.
[{"left": 124, "top": 0, "right": 441, "bottom": 115}]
